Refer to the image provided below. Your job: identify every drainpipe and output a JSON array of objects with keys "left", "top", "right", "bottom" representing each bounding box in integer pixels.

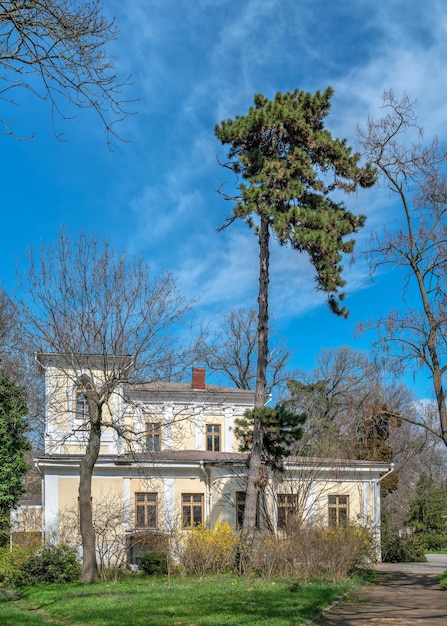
[{"left": 378, "top": 464, "right": 395, "bottom": 485}]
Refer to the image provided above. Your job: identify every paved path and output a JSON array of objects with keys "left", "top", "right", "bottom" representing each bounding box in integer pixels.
[{"left": 318, "top": 554, "right": 447, "bottom": 625}]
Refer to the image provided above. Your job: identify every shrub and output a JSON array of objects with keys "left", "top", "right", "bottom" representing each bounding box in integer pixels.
[
  {"left": 140, "top": 552, "right": 168, "bottom": 576},
  {"left": 381, "top": 535, "right": 427, "bottom": 563},
  {"left": 0, "top": 544, "right": 35, "bottom": 585},
  {"left": 250, "top": 524, "right": 376, "bottom": 580},
  {"left": 180, "top": 522, "right": 238, "bottom": 576},
  {"left": 417, "top": 533, "right": 447, "bottom": 552},
  {"left": 7, "top": 543, "right": 80, "bottom": 587}
]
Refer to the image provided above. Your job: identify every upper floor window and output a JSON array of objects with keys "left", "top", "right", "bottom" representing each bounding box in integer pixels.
[
  {"left": 206, "top": 424, "right": 220, "bottom": 452},
  {"left": 135, "top": 492, "right": 158, "bottom": 528},
  {"left": 182, "top": 494, "right": 204, "bottom": 527},
  {"left": 277, "top": 494, "right": 298, "bottom": 530},
  {"left": 75, "top": 381, "right": 93, "bottom": 420},
  {"left": 146, "top": 422, "right": 161, "bottom": 451},
  {"left": 328, "top": 495, "right": 349, "bottom": 528}
]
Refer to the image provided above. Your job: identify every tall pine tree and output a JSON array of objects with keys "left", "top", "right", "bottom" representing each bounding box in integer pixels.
[{"left": 215, "top": 88, "right": 376, "bottom": 544}]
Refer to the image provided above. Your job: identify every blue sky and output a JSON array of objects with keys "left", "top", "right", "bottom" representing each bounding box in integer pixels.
[{"left": 1, "top": 0, "right": 446, "bottom": 400}]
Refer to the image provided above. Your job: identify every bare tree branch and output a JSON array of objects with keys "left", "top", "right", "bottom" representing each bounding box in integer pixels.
[{"left": 0, "top": 0, "right": 134, "bottom": 143}]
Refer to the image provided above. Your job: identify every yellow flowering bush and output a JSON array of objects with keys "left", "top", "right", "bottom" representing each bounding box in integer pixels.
[{"left": 180, "top": 522, "right": 238, "bottom": 576}]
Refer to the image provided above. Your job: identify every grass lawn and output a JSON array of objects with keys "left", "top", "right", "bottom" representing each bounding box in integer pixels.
[{"left": 0, "top": 574, "right": 357, "bottom": 625}]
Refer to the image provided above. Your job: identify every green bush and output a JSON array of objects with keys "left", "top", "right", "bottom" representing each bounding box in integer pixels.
[
  {"left": 8, "top": 543, "right": 80, "bottom": 587},
  {"left": 139, "top": 552, "right": 167, "bottom": 576},
  {"left": 417, "top": 533, "right": 447, "bottom": 552},
  {"left": 382, "top": 535, "right": 427, "bottom": 563}
]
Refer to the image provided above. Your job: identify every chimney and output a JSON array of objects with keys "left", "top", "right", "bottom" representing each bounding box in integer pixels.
[{"left": 192, "top": 367, "right": 206, "bottom": 390}]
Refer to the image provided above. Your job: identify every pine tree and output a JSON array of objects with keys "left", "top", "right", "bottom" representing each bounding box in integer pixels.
[{"left": 215, "top": 87, "right": 376, "bottom": 544}]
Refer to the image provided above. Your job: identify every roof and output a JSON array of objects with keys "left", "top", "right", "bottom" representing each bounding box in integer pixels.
[
  {"left": 35, "top": 450, "right": 248, "bottom": 464},
  {"left": 34, "top": 450, "right": 391, "bottom": 472},
  {"left": 126, "top": 381, "right": 255, "bottom": 395}
]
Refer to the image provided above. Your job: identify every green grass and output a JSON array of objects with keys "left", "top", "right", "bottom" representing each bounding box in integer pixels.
[
  {"left": 438, "top": 569, "right": 447, "bottom": 589},
  {"left": 0, "top": 574, "right": 358, "bottom": 625}
]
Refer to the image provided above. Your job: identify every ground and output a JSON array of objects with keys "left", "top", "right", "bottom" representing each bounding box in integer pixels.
[{"left": 319, "top": 554, "right": 447, "bottom": 625}]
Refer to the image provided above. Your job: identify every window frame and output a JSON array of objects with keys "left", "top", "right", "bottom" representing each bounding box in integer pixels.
[
  {"left": 75, "top": 381, "right": 93, "bottom": 420},
  {"left": 135, "top": 492, "right": 158, "bottom": 529},
  {"left": 235, "top": 491, "right": 260, "bottom": 529},
  {"left": 236, "top": 491, "right": 246, "bottom": 529},
  {"left": 206, "top": 423, "right": 221, "bottom": 452},
  {"left": 277, "top": 493, "right": 298, "bottom": 530},
  {"left": 145, "top": 422, "right": 161, "bottom": 452},
  {"left": 328, "top": 494, "right": 349, "bottom": 528},
  {"left": 181, "top": 493, "right": 204, "bottom": 528}
]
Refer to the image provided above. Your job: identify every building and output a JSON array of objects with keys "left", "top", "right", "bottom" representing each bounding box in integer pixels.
[{"left": 17, "top": 354, "right": 391, "bottom": 564}]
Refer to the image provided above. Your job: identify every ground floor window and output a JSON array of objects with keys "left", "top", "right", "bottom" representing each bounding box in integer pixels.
[
  {"left": 235, "top": 491, "right": 261, "bottom": 529},
  {"left": 236, "top": 491, "right": 246, "bottom": 528},
  {"left": 277, "top": 494, "right": 298, "bottom": 530},
  {"left": 328, "top": 495, "right": 349, "bottom": 528},
  {"left": 182, "top": 494, "right": 204, "bottom": 527},
  {"left": 135, "top": 492, "right": 158, "bottom": 528}
]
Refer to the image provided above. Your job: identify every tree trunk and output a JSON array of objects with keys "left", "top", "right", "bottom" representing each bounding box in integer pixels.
[
  {"left": 243, "top": 213, "right": 270, "bottom": 546},
  {"left": 79, "top": 404, "right": 102, "bottom": 583}
]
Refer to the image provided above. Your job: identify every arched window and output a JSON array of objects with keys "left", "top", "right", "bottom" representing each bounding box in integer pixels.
[{"left": 75, "top": 381, "right": 93, "bottom": 420}]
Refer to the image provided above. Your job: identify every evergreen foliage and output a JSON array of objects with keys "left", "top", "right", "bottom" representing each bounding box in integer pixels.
[
  {"left": 215, "top": 87, "right": 376, "bottom": 317},
  {"left": 235, "top": 404, "right": 306, "bottom": 470},
  {"left": 406, "top": 474, "right": 447, "bottom": 535},
  {"left": 0, "top": 377, "right": 30, "bottom": 517},
  {"left": 139, "top": 552, "right": 168, "bottom": 576},
  {"left": 6, "top": 543, "right": 80, "bottom": 587}
]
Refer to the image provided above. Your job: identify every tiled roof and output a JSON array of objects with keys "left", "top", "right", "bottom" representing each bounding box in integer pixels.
[
  {"left": 34, "top": 451, "right": 390, "bottom": 469},
  {"left": 126, "top": 381, "right": 254, "bottom": 395},
  {"left": 35, "top": 450, "right": 248, "bottom": 464}
]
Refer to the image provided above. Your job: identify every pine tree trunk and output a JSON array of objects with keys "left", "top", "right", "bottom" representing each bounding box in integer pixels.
[
  {"left": 79, "top": 405, "right": 101, "bottom": 583},
  {"left": 243, "top": 213, "right": 269, "bottom": 546}
]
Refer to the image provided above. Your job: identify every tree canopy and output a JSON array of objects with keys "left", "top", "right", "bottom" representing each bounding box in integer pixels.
[
  {"left": 216, "top": 87, "right": 376, "bottom": 317},
  {"left": 0, "top": 376, "right": 30, "bottom": 519}
]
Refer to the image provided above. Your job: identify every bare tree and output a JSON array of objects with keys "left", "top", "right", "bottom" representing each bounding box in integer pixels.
[
  {"left": 17, "top": 230, "right": 192, "bottom": 582},
  {"left": 202, "top": 308, "right": 295, "bottom": 394},
  {"left": 0, "top": 0, "right": 131, "bottom": 141},
  {"left": 0, "top": 287, "right": 22, "bottom": 378},
  {"left": 287, "top": 346, "right": 412, "bottom": 462},
  {"left": 359, "top": 91, "right": 447, "bottom": 446}
]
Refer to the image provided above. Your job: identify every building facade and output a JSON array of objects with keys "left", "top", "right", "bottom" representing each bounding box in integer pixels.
[{"left": 20, "top": 354, "right": 391, "bottom": 564}]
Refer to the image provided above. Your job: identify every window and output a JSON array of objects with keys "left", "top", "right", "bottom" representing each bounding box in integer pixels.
[
  {"left": 235, "top": 491, "right": 260, "bottom": 529},
  {"left": 328, "top": 495, "right": 349, "bottom": 528},
  {"left": 236, "top": 491, "right": 246, "bottom": 529},
  {"left": 277, "top": 494, "right": 298, "bottom": 530},
  {"left": 206, "top": 424, "right": 220, "bottom": 452},
  {"left": 75, "top": 381, "right": 93, "bottom": 420},
  {"left": 135, "top": 493, "right": 158, "bottom": 528},
  {"left": 182, "top": 494, "right": 204, "bottom": 527},
  {"left": 146, "top": 422, "right": 161, "bottom": 451}
]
